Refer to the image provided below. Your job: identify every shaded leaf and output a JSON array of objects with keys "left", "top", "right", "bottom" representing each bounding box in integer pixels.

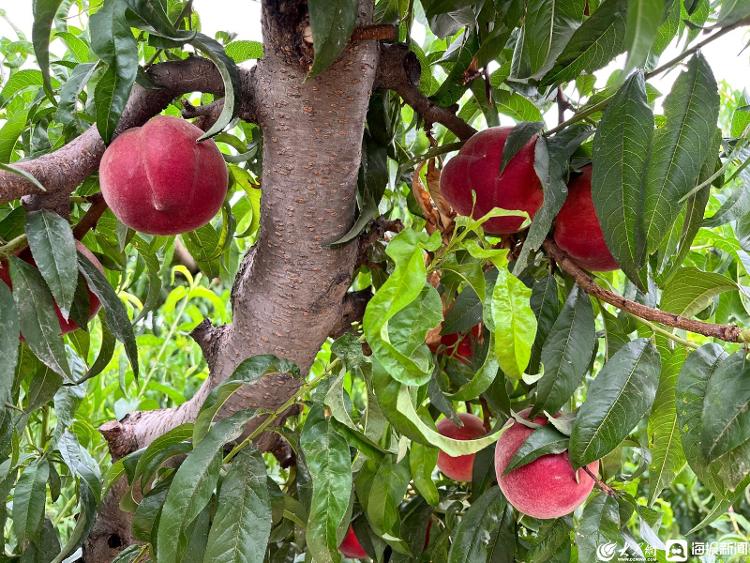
[
  {"left": 660, "top": 267, "right": 737, "bottom": 317},
  {"left": 308, "top": 0, "right": 359, "bottom": 77},
  {"left": 448, "top": 487, "right": 515, "bottom": 563},
  {"left": 32, "top": 0, "right": 65, "bottom": 99},
  {"left": 505, "top": 425, "right": 569, "bottom": 473}
]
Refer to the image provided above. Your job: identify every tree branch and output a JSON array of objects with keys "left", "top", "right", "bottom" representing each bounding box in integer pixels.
[
  {"left": 377, "top": 43, "right": 477, "bottom": 141},
  {"left": 0, "top": 57, "right": 257, "bottom": 205},
  {"left": 543, "top": 239, "right": 748, "bottom": 343}
]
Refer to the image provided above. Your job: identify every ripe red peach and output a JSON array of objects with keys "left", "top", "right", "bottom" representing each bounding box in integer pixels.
[
  {"left": 99, "top": 115, "right": 228, "bottom": 235},
  {"left": 339, "top": 525, "right": 367, "bottom": 559},
  {"left": 436, "top": 413, "right": 486, "bottom": 481},
  {"left": 440, "top": 127, "right": 543, "bottom": 234},
  {"left": 553, "top": 165, "right": 618, "bottom": 271},
  {"left": 494, "top": 409, "right": 599, "bottom": 519},
  {"left": 0, "top": 242, "right": 102, "bottom": 335}
]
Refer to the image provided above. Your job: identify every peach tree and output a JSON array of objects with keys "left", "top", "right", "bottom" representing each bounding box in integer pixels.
[{"left": 0, "top": 0, "right": 750, "bottom": 561}]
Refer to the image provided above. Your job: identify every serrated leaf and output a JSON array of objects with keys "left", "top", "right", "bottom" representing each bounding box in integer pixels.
[
  {"left": 505, "top": 425, "right": 569, "bottom": 473},
  {"left": 224, "top": 40, "right": 264, "bottom": 62},
  {"left": 513, "top": 125, "right": 593, "bottom": 275},
  {"left": 591, "top": 71, "right": 652, "bottom": 287},
  {"left": 77, "top": 250, "right": 138, "bottom": 377},
  {"left": 575, "top": 493, "right": 620, "bottom": 562},
  {"left": 365, "top": 457, "right": 410, "bottom": 537},
  {"left": 534, "top": 286, "right": 595, "bottom": 414},
  {"left": 32, "top": 0, "right": 64, "bottom": 99},
  {"left": 0, "top": 282, "right": 19, "bottom": 409},
  {"left": 203, "top": 447, "right": 271, "bottom": 563},
  {"left": 623, "top": 0, "right": 664, "bottom": 73},
  {"left": 409, "top": 442, "right": 439, "bottom": 506},
  {"left": 156, "top": 409, "right": 256, "bottom": 563},
  {"left": 308, "top": 0, "right": 358, "bottom": 78},
  {"left": 190, "top": 33, "right": 241, "bottom": 140},
  {"left": 12, "top": 459, "right": 48, "bottom": 548},
  {"left": 500, "top": 121, "right": 544, "bottom": 173},
  {"left": 570, "top": 338, "right": 661, "bottom": 467},
  {"left": 647, "top": 338, "right": 687, "bottom": 504},
  {"left": 25, "top": 210, "right": 78, "bottom": 319},
  {"left": 90, "top": 0, "right": 138, "bottom": 143},
  {"left": 643, "top": 54, "right": 719, "bottom": 252},
  {"left": 300, "top": 405, "right": 352, "bottom": 563},
  {"left": 56, "top": 62, "right": 99, "bottom": 126},
  {"left": 9, "top": 257, "right": 70, "bottom": 378},
  {"left": 675, "top": 343, "right": 727, "bottom": 493},
  {"left": 540, "top": 0, "right": 627, "bottom": 87},
  {"left": 511, "top": 0, "right": 584, "bottom": 79},
  {"left": 447, "top": 487, "right": 515, "bottom": 563},
  {"left": 660, "top": 267, "right": 737, "bottom": 318}
]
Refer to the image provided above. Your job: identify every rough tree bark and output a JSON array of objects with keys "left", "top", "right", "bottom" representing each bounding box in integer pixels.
[{"left": 83, "top": 1, "right": 379, "bottom": 560}]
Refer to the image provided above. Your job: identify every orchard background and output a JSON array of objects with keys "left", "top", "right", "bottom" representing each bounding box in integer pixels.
[{"left": 1, "top": 0, "right": 750, "bottom": 562}]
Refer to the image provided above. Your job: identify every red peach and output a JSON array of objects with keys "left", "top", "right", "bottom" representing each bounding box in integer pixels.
[
  {"left": 0, "top": 242, "right": 102, "bottom": 335},
  {"left": 436, "top": 413, "right": 486, "bottom": 481},
  {"left": 553, "top": 165, "right": 618, "bottom": 271},
  {"left": 440, "top": 127, "right": 543, "bottom": 234},
  {"left": 99, "top": 115, "right": 228, "bottom": 235},
  {"left": 339, "top": 525, "right": 367, "bottom": 559},
  {"left": 494, "top": 409, "right": 599, "bottom": 519}
]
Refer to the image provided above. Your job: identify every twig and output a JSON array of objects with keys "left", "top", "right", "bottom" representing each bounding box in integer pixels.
[
  {"left": 582, "top": 465, "right": 617, "bottom": 496},
  {"left": 72, "top": 194, "right": 108, "bottom": 239},
  {"left": 352, "top": 24, "right": 398, "bottom": 42},
  {"left": 377, "top": 43, "right": 477, "bottom": 140},
  {"left": 543, "top": 240, "right": 748, "bottom": 343}
]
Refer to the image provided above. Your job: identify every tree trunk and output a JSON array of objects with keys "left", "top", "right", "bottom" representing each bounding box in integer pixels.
[{"left": 83, "top": 1, "right": 379, "bottom": 560}]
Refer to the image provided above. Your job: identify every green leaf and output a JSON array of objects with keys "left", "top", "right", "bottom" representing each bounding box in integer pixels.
[
  {"left": 576, "top": 493, "right": 621, "bottom": 562},
  {"left": 702, "top": 353, "right": 750, "bottom": 463},
  {"left": 513, "top": 125, "right": 593, "bottom": 275},
  {"left": 395, "top": 386, "right": 508, "bottom": 456},
  {"left": 540, "top": 0, "right": 627, "bottom": 87},
  {"left": 203, "top": 447, "right": 271, "bottom": 563},
  {"left": 308, "top": 0, "right": 359, "bottom": 77},
  {"left": 570, "top": 338, "right": 661, "bottom": 467},
  {"left": 90, "top": 0, "right": 138, "bottom": 143},
  {"left": 489, "top": 266, "right": 537, "bottom": 379},
  {"left": 591, "top": 71, "right": 652, "bottom": 287},
  {"left": 56, "top": 62, "right": 99, "bottom": 126},
  {"left": 675, "top": 344, "right": 727, "bottom": 493},
  {"left": 647, "top": 338, "right": 687, "bottom": 504},
  {"left": 365, "top": 457, "right": 411, "bottom": 537},
  {"left": 0, "top": 282, "right": 19, "bottom": 409},
  {"left": 132, "top": 424, "right": 193, "bottom": 493},
  {"left": 77, "top": 250, "right": 138, "bottom": 377},
  {"left": 156, "top": 409, "right": 256, "bottom": 563},
  {"left": 528, "top": 275, "right": 561, "bottom": 374},
  {"left": 409, "top": 442, "right": 439, "bottom": 506},
  {"left": 660, "top": 267, "right": 737, "bottom": 318},
  {"left": 9, "top": 257, "right": 70, "bottom": 378},
  {"left": 447, "top": 487, "right": 515, "bottom": 563},
  {"left": 623, "top": 0, "right": 664, "bottom": 73},
  {"left": 0, "top": 69, "right": 44, "bottom": 102},
  {"left": 0, "top": 100, "right": 29, "bottom": 163},
  {"left": 224, "top": 40, "right": 264, "bottom": 62},
  {"left": 717, "top": 0, "right": 750, "bottom": 26},
  {"left": 511, "top": 0, "right": 584, "bottom": 79},
  {"left": 363, "top": 229, "right": 441, "bottom": 386},
  {"left": 500, "top": 121, "right": 544, "bottom": 173},
  {"left": 533, "top": 286, "right": 595, "bottom": 414},
  {"left": 300, "top": 405, "right": 352, "bottom": 563},
  {"left": 25, "top": 210, "right": 78, "bottom": 319},
  {"left": 505, "top": 425, "right": 569, "bottom": 473},
  {"left": 447, "top": 333, "right": 500, "bottom": 401},
  {"left": 12, "top": 459, "right": 48, "bottom": 548},
  {"left": 527, "top": 518, "right": 572, "bottom": 562},
  {"left": 643, "top": 54, "right": 719, "bottom": 253},
  {"left": 32, "top": 0, "right": 64, "bottom": 99},
  {"left": 190, "top": 33, "right": 242, "bottom": 140}
]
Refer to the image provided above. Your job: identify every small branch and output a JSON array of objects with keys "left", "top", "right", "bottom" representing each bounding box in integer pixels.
[
  {"left": 72, "top": 194, "right": 108, "bottom": 239},
  {"left": 377, "top": 43, "right": 477, "bottom": 141},
  {"left": 545, "top": 20, "right": 750, "bottom": 137},
  {"left": 582, "top": 465, "right": 617, "bottom": 497},
  {"left": 543, "top": 240, "right": 747, "bottom": 343}
]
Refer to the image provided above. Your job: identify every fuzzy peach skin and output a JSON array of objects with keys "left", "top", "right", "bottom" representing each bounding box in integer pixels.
[
  {"left": 99, "top": 115, "right": 228, "bottom": 235},
  {"left": 494, "top": 409, "right": 599, "bottom": 519},
  {"left": 436, "top": 412, "right": 487, "bottom": 481},
  {"left": 553, "top": 164, "right": 618, "bottom": 271},
  {"left": 0, "top": 242, "right": 102, "bottom": 335},
  {"left": 440, "top": 126, "right": 543, "bottom": 234},
  {"left": 339, "top": 525, "right": 367, "bottom": 559}
]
